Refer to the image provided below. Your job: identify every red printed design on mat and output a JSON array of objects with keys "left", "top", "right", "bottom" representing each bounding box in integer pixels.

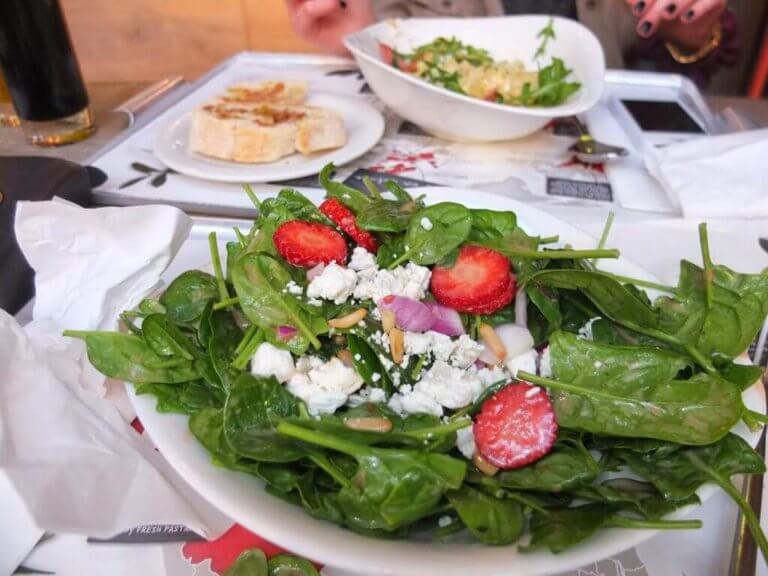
[
  {"left": 559, "top": 155, "right": 605, "bottom": 173},
  {"left": 182, "top": 524, "right": 320, "bottom": 574},
  {"left": 369, "top": 150, "right": 438, "bottom": 175},
  {"left": 130, "top": 417, "right": 144, "bottom": 434}
]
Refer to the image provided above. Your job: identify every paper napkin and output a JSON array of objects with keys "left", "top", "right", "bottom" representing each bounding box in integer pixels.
[
  {"left": 645, "top": 128, "right": 768, "bottom": 219},
  {"left": 0, "top": 200, "right": 226, "bottom": 540}
]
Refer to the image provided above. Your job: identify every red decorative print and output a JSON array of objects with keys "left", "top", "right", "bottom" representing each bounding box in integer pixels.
[
  {"left": 130, "top": 417, "right": 144, "bottom": 434},
  {"left": 181, "top": 524, "right": 320, "bottom": 574},
  {"left": 369, "top": 150, "right": 438, "bottom": 175},
  {"left": 559, "top": 155, "right": 605, "bottom": 173}
]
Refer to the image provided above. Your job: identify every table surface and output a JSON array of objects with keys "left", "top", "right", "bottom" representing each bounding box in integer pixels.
[{"left": 1, "top": 81, "right": 767, "bottom": 165}]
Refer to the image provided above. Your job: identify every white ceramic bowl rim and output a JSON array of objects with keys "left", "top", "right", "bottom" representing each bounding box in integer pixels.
[{"left": 343, "top": 15, "right": 606, "bottom": 118}]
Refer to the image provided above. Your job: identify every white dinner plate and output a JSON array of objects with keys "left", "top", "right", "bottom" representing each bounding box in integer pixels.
[
  {"left": 153, "top": 94, "right": 385, "bottom": 183},
  {"left": 128, "top": 187, "right": 765, "bottom": 576}
]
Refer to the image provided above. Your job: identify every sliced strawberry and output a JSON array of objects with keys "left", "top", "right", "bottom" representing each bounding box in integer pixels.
[
  {"left": 273, "top": 220, "right": 348, "bottom": 268},
  {"left": 379, "top": 43, "right": 395, "bottom": 65},
  {"left": 430, "top": 245, "right": 516, "bottom": 314},
  {"left": 474, "top": 382, "right": 558, "bottom": 470},
  {"left": 319, "top": 198, "right": 379, "bottom": 253}
]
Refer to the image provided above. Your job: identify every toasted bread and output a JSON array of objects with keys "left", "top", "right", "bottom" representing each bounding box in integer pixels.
[{"left": 189, "top": 80, "right": 348, "bottom": 163}]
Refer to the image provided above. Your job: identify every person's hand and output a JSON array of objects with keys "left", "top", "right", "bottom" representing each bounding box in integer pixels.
[
  {"left": 625, "top": 0, "right": 726, "bottom": 52},
  {"left": 285, "top": 0, "right": 376, "bottom": 55}
]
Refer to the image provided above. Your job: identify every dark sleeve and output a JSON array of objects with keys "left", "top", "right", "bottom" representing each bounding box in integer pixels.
[{"left": 624, "top": 9, "right": 738, "bottom": 88}]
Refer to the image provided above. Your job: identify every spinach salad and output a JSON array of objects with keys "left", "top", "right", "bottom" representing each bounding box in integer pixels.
[
  {"left": 379, "top": 20, "right": 581, "bottom": 107},
  {"left": 66, "top": 163, "right": 768, "bottom": 559}
]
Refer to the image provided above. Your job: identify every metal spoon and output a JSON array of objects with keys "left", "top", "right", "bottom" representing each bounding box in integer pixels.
[{"left": 568, "top": 116, "right": 629, "bottom": 164}]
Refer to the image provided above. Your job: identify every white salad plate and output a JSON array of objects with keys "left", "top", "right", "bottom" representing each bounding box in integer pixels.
[
  {"left": 152, "top": 93, "right": 385, "bottom": 183},
  {"left": 128, "top": 188, "right": 765, "bottom": 576},
  {"left": 344, "top": 16, "right": 605, "bottom": 142}
]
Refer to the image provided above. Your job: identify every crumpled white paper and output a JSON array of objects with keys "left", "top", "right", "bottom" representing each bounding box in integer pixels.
[
  {"left": 0, "top": 199, "right": 227, "bottom": 540},
  {"left": 645, "top": 128, "right": 768, "bottom": 219}
]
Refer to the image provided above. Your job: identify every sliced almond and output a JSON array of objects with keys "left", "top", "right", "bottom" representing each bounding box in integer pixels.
[
  {"left": 328, "top": 308, "right": 367, "bottom": 329},
  {"left": 344, "top": 417, "right": 393, "bottom": 433},
  {"left": 336, "top": 349, "right": 354, "bottom": 367},
  {"left": 479, "top": 323, "right": 507, "bottom": 362},
  {"left": 389, "top": 327, "right": 404, "bottom": 364},
  {"left": 473, "top": 451, "right": 499, "bottom": 476},
  {"left": 380, "top": 309, "right": 396, "bottom": 333}
]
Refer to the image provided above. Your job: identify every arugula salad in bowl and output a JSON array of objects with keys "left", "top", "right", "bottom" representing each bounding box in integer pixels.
[{"left": 66, "top": 164, "right": 768, "bottom": 563}]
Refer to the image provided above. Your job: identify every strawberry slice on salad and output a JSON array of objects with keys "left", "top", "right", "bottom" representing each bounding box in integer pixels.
[
  {"left": 430, "top": 245, "right": 515, "bottom": 314},
  {"left": 273, "top": 220, "right": 348, "bottom": 267},
  {"left": 473, "top": 382, "right": 558, "bottom": 470},
  {"left": 319, "top": 197, "right": 379, "bottom": 253}
]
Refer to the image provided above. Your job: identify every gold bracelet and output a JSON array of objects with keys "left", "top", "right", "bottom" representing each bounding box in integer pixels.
[{"left": 665, "top": 22, "right": 723, "bottom": 65}]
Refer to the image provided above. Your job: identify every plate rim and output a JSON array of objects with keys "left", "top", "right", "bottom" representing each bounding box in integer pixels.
[
  {"left": 152, "top": 93, "right": 385, "bottom": 183},
  {"left": 127, "top": 187, "right": 766, "bottom": 576}
]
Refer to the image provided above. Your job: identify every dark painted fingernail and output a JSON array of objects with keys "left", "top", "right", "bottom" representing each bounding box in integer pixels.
[
  {"left": 640, "top": 20, "right": 652, "bottom": 35},
  {"left": 634, "top": 1, "right": 646, "bottom": 14},
  {"left": 666, "top": 3, "right": 677, "bottom": 14},
  {"left": 338, "top": 0, "right": 347, "bottom": 7},
  {"left": 684, "top": 9, "right": 695, "bottom": 20}
]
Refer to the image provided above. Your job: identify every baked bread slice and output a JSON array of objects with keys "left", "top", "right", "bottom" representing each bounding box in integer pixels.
[
  {"left": 296, "top": 106, "right": 348, "bottom": 154},
  {"left": 219, "top": 81, "right": 307, "bottom": 106},
  {"left": 189, "top": 103, "right": 304, "bottom": 163}
]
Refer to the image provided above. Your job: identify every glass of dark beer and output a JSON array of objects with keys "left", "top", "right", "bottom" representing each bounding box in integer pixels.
[{"left": 0, "top": 0, "right": 94, "bottom": 146}]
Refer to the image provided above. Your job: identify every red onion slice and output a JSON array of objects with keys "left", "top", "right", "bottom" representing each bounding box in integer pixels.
[
  {"left": 307, "top": 263, "right": 325, "bottom": 281},
  {"left": 277, "top": 325, "right": 298, "bottom": 341},
  {"left": 378, "top": 295, "right": 435, "bottom": 332},
  {"left": 423, "top": 301, "right": 465, "bottom": 336}
]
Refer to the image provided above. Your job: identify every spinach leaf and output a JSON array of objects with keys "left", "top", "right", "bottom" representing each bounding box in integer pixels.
[
  {"left": 224, "top": 549, "right": 268, "bottom": 576},
  {"left": 189, "top": 408, "right": 261, "bottom": 475},
  {"left": 615, "top": 432, "right": 765, "bottom": 501},
  {"left": 384, "top": 180, "right": 413, "bottom": 202},
  {"left": 518, "top": 57, "right": 581, "bottom": 108},
  {"left": 268, "top": 554, "right": 319, "bottom": 576},
  {"left": 347, "top": 333, "right": 394, "bottom": 396},
  {"left": 527, "top": 269, "right": 659, "bottom": 334},
  {"left": 64, "top": 331, "right": 199, "bottom": 384},
  {"left": 446, "top": 485, "right": 524, "bottom": 544},
  {"left": 376, "top": 238, "right": 406, "bottom": 268},
  {"left": 159, "top": 270, "right": 219, "bottom": 324},
  {"left": 135, "top": 380, "right": 219, "bottom": 414},
  {"left": 466, "top": 436, "right": 599, "bottom": 493},
  {"left": 526, "top": 285, "right": 562, "bottom": 337},
  {"left": 319, "top": 163, "right": 371, "bottom": 213},
  {"left": 532, "top": 331, "right": 743, "bottom": 445},
  {"left": 656, "top": 260, "right": 768, "bottom": 359},
  {"left": 277, "top": 422, "right": 466, "bottom": 532},
  {"left": 572, "top": 478, "right": 699, "bottom": 519},
  {"left": 141, "top": 313, "right": 197, "bottom": 359},
  {"left": 224, "top": 374, "right": 304, "bottom": 463},
  {"left": 523, "top": 504, "right": 616, "bottom": 553},
  {"left": 467, "top": 209, "right": 517, "bottom": 242},
  {"left": 261, "top": 188, "right": 330, "bottom": 225},
  {"left": 197, "top": 300, "right": 214, "bottom": 349},
  {"left": 717, "top": 361, "right": 764, "bottom": 391},
  {"left": 232, "top": 252, "right": 327, "bottom": 352},
  {"left": 207, "top": 310, "right": 243, "bottom": 393},
  {"left": 398, "top": 202, "right": 472, "bottom": 266},
  {"left": 357, "top": 199, "right": 419, "bottom": 232}
]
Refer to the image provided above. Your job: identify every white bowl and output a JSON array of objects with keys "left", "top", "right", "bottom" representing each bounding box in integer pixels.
[
  {"left": 344, "top": 16, "right": 605, "bottom": 142},
  {"left": 128, "top": 187, "right": 765, "bottom": 576}
]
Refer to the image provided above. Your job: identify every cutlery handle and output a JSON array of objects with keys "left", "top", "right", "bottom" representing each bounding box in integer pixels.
[{"left": 114, "top": 76, "right": 185, "bottom": 126}]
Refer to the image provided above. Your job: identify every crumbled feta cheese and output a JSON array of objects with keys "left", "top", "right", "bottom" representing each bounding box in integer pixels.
[
  {"left": 414, "top": 360, "right": 484, "bottom": 409},
  {"left": 451, "top": 334, "right": 484, "bottom": 368},
  {"left": 476, "top": 365, "right": 509, "bottom": 387},
  {"left": 403, "top": 331, "right": 482, "bottom": 368},
  {"left": 285, "top": 280, "right": 303, "bottom": 295},
  {"left": 295, "top": 355, "right": 325, "bottom": 373},
  {"left": 307, "top": 298, "right": 322, "bottom": 307},
  {"left": 455, "top": 425, "right": 476, "bottom": 460},
  {"left": 420, "top": 217, "right": 433, "bottom": 231},
  {"left": 353, "top": 263, "right": 432, "bottom": 301},
  {"left": 306, "top": 262, "right": 358, "bottom": 304},
  {"left": 594, "top": 360, "right": 603, "bottom": 369},
  {"left": 578, "top": 317, "right": 601, "bottom": 341},
  {"left": 388, "top": 389, "right": 443, "bottom": 417},
  {"left": 372, "top": 372, "right": 381, "bottom": 382},
  {"left": 538, "top": 346, "right": 552, "bottom": 377},
  {"left": 438, "top": 515, "right": 453, "bottom": 528},
  {"left": 348, "top": 247, "right": 377, "bottom": 271},
  {"left": 505, "top": 348, "right": 538, "bottom": 378},
  {"left": 250, "top": 342, "right": 295, "bottom": 383},
  {"left": 353, "top": 353, "right": 362, "bottom": 361},
  {"left": 286, "top": 357, "right": 364, "bottom": 415},
  {"left": 346, "top": 386, "right": 387, "bottom": 407}
]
